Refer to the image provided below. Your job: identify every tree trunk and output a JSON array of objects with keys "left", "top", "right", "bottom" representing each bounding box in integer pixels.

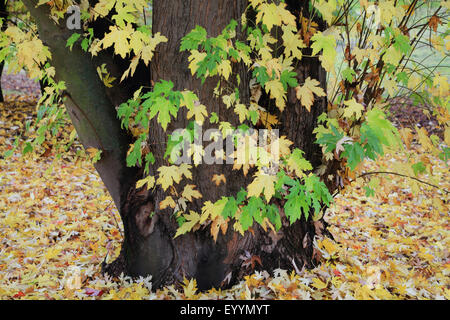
[
  {"left": 107, "top": 0, "right": 332, "bottom": 290},
  {"left": 24, "top": 0, "right": 333, "bottom": 290},
  {"left": 0, "top": 0, "right": 7, "bottom": 103}
]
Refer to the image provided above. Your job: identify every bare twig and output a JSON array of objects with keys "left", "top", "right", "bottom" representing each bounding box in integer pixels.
[{"left": 358, "top": 171, "right": 450, "bottom": 194}]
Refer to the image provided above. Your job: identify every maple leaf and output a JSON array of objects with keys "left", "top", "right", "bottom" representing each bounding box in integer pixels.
[
  {"left": 295, "top": 77, "right": 326, "bottom": 112},
  {"left": 182, "top": 184, "right": 202, "bottom": 202},
  {"left": 93, "top": 0, "right": 116, "bottom": 18},
  {"left": 287, "top": 149, "right": 312, "bottom": 177},
  {"left": 100, "top": 24, "right": 134, "bottom": 59},
  {"left": 234, "top": 103, "right": 249, "bottom": 123},
  {"left": 256, "top": 3, "right": 282, "bottom": 32},
  {"left": 200, "top": 198, "right": 227, "bottom": 224},
  {"left": 379, "top": 0, "right": 405, "bottom": 25},
  {"left": 148, "top": 96, "right": 178, "bottom": 131},
  {"left": 136, "top": 175, "right": 155, "bottom": 190},
  {"left": 217, "top": 59, "right": 232, "bottom": 80},
  {"left": 211, "top": 174, "right": 226, "bottom": 186},
  {"left": 112, "top": 4, "right": 136, "bottom": 28},
  {"left": 160, "top": 196, "right": 176, "bottom": 210},
  {"left": 140, "top": 32, "right": 168, "bottom": 65},
  {"left": 383, "top": 46, "right": 402, "bottom": 66},
  {"left": 210, "top": 215, "right": 228, "bottom": 242},
  {"left": 178, "top": 163, "right": 193, "bottom": 180},
  {"left": 310, "top": 32, "right": 337, "bottom": 72},
  {"left": 342, "top": 98, "right": 364, "bottom": 120},
  {"left": 186, "top": 101, "right": 208, "bottom": 125},
  {"left": 277, "top": 136, "right": 293, "bottom": 157},
  {"left": 247, "top": 172, "right": 277, "bottom": 202},
  {"left": 175, "top": 211, "right": 200, "bottom": 238},
  {"left": 182, "top": 278, "right": 198, "bottom": 299},
  {"left": 157, "top": 166, "right": 183, "bottom": 191},
  {"left": 265, "top": 79, "right": 286, "bottom": 111},
  {"left": 188, "top": 50, "right": 207, "bottom": 76},
  {"left": 282, "top": 25, "right": 305, "bottom": 60},
  {"left": 200, "top": 201, "right": 215, "bottom": 224},
  {"left": 433, "top": 75, "right": 449, "bottom": 97},
  {"left": 314, "top": 0, "right": 337, "bottom": 24}
]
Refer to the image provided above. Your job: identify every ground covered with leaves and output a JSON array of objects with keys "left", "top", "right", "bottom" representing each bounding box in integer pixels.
[{"left": 0, "top": 95, "right": 449, "bottom": 300}]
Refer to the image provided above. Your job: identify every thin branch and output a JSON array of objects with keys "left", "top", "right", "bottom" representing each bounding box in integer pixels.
[{"left": 357, "top": 171, "right": 450, "bottom": 194}]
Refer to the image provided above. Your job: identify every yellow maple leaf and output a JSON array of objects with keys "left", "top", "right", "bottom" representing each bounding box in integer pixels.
[
  {"left": 188, "top": 50, "right": 207, "bottom": 76},
  {"left": 282, "top": 25, "right": 305, "bottom": 60},
  {"left": 295, "top": 77, "right": 326, "bottom": 112},
  {"left": 182, "top": 278, "right": 198, "bottom": 299},
  {"left": 258, "top": 110, "right": 279, "bottom": 129},
  {"left": 140, "top": 32, "right": 168, "bottom": 65},
  {"left": 210, "top": 215, "right": 228, "bottom": 242},
  {"left": 200, "top": 199, "right": 227, "bottom": 224},
  {"left": 211, "top": 174, "right": 226, "bottom": 186},
  {"left": 217, "top": 59, "right": 232, "bottom": 80},
  {"left": 277, "top": 135, "right": 293, "bottom": 157},
  {"left": 157, "top": 166, "right": 183, "bottom": 191},
  {"left": 187, "top": 102, "right": 208, "bottom": 125},
  {"left": 342, "top": 98, "right": 365, "bottom": 120},
  {"left": 383, "top": 46, "right": 402, "bottom": 66},
  {"left": 313, "top": 0, "right": 337, "bottom": 25},
  {"left": 174, "top": 211, "right": 200, "bottom": 238},
  {"left": 311, "top": 277, "right": 328, "bottom": 289},
  {"left": 159, "top": 196, "right": 176, "bottom": 210},
  {"left": 256, "top": 3, "right": 282, "bottom": 32},
  {"left": 433, "top": 74, "right": 449, "bottom": 97},
  {"left": 234, "top": 103, "right": 249, "bottom": 123},
  {"left": 178, "top": 163, "right": 193, "bottom": 180},
  {"left": 320, "top": 237, "right": 338, "bottom": 256},
  {"left": 247, "top": 171, "right": 277, "bottom": 202},
  {"left": 265, "top": 79, "right": 286, "bottom": 111},
  {"left": 101, "top": 24, "right": 134, "bottom": 59},
  {"left": 136, "top": 175, "right": 155, "bottom": 190},
  {"left": 182, "top": 184, "right": 202, "bottom": 202}
]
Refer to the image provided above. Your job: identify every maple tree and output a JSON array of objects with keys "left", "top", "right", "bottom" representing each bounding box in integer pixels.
[{"left": 0, "top": 0, "right": 448, "bottom": 292}]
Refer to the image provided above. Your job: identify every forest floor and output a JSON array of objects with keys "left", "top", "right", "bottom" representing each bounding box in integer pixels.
[{"left": 0, "top": 74, "right": 449, "bottom": 300}]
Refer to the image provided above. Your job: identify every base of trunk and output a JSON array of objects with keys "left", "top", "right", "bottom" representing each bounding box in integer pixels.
[{"left": 102, "top": 206, "right": 332, "bottom": 291}]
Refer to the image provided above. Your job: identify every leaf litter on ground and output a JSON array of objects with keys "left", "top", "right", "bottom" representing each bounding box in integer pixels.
[{"left": 0, "top": 96, "right": 449, "bottom": 300}]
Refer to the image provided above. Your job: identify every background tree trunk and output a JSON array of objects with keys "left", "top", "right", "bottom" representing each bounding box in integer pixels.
[{"left": 0, "top": 0, "right": 7, "bottom": 102}]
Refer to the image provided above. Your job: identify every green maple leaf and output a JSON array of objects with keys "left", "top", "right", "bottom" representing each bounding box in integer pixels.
[
  {"left": 66, "top": 33, "right": 81, "bottom": 50},
  {"left": 221, "top": 197, "right": 238, "bottom": 219},
  {"left": 148, "top": 96, "right": 178, "bottom": 131},
  {"left": 342, "top": 141, "right": 365, "bottom": 170},
  {"left": 280, "top": 70, "right": 298, "bottom": 90},
  {"left": 342, "top": 68, "right": 356, "bottom": 82},
  {"left": 360, "top": 124, "right": 384, "bottom": 160},
  {"left": 180, "top": 25, "right": 207, "bottom": 51}
]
